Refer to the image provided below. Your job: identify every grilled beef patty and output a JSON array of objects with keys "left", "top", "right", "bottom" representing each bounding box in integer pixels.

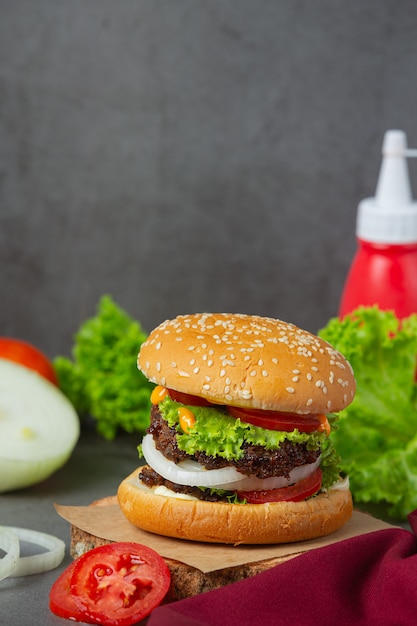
[{"left": 147, "top": 404, "right": 320, "bottom": 480}]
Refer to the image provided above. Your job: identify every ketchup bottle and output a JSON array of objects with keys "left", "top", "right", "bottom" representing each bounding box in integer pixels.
[{"left": 339, "top": 130, "right": 417, "bottom": 319}]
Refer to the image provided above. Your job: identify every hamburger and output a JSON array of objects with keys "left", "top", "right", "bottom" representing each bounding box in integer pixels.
[{"left": 118, "top": 313, "right": 355, "bottom": 544}]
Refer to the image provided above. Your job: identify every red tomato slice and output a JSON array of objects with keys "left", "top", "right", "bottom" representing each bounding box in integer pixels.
[
  {"left": 0, "top": 337, "right": 58, "bottom": 386},
  {"left": 228, "top": 405, "right": 321, "bottom": 433},
  {"left": 168, "top": 388, "right": 213, "bottom": 407},
  {"left": 69, "top": 542, "right": 171, "bottom": 626},
  {"left": 237, "top": 467, "right": 323, "bottom": 504},
  {"left": 49, "top": 560, "right": 87, "bottom": 622}
]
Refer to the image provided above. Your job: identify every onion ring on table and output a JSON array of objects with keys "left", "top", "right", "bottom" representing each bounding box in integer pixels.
[
  {"left": 0, "top": 527, "right": 20, "bottom": 581},
  {"left": 0, "top": 526, "right": 65, "bottom": 578}
]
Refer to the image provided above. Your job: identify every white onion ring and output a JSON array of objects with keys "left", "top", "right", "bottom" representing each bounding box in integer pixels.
[
  {"left": 142, "top": 434, "right": 321, "bottom": 491},
  {"left": 0, "top": 526, "right": 65, "bottom": 578},
  {"left": 0, "top": 527, "right": 20, "bottom": 581}
]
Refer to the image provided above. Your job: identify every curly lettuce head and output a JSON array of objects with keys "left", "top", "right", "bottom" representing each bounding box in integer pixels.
[
  {"left": 319, "top": 306, "right": 417, "bottom": 519},
  {"left": 54, "top": 295, "right": 153, "bottom": 439}
]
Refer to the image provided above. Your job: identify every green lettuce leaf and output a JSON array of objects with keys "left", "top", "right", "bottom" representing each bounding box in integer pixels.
[
  {"left": 159, "top": 396, "right": 342, "bottom": 489},
  {"left": 319, "top": 306, "right": 417, "bottom": 518},
  {"left": 54, "top": 295, "right": 153, "bottom": 439}
]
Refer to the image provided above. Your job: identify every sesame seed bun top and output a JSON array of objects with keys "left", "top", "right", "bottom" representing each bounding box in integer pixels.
[{"left": 138, "top": 313, "right": 356, "bottom": 414}]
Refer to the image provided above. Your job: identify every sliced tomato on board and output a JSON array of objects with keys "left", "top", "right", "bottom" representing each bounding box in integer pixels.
[
  {"left": 168, "top": 388, "right": 213, "bottom": 407},
  {"left": 237, "top": 467, "right": 323, "bottom": 504},
  {"left": 49, "top": 560, "right": 87, "bottom": 622},
  {"left": 0, "top": 337, "right": 58, "bottom": 386},
  {"left": 51, "top": 542, "right": 171, "bottom": 626},
  {"left": 228, "top": 405, "right": 322, "bottom": 433}
]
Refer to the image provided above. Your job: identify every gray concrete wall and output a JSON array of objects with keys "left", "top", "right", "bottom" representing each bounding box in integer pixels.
[{"left": 1, "top": 0, "right": 417, "bottom": 356}]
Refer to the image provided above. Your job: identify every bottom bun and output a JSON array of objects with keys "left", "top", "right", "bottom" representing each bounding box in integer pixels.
[{"left": 117, "top": 466, "right": 353, "bottom": 545}]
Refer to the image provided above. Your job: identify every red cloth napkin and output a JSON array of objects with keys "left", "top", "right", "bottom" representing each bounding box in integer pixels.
[{"left": 148, "top": 510, "right": 417, "bottom": 626}]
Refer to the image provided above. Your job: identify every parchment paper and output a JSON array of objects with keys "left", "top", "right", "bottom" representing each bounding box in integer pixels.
[{"left": 55, "top": 500, "right": 396, "bottom": 574}]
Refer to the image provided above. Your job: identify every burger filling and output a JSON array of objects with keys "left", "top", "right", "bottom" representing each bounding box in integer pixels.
[
  {"left": 138, "top": 391, "right": 343, "bottom": 504},
  {"left": 147, "top": 403, "right": 320, "bottom": 477}
]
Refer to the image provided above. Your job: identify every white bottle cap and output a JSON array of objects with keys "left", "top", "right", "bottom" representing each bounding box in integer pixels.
[{"left": 357, "top": 130, "right": 417, "bottom": 243}]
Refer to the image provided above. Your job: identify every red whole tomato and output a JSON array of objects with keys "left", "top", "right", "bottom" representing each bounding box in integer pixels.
[
  {"left": 228, "top": 405, "right": 322, "bottom": 433},
  {"left": 50, "top": 542, "right": 171, "bottom": 626},
  {"left": 0, "top": 337, "right": 58, "bottom": 386},
  {"left": 237, "top": 467, "right": 323, "bottom": 504},
  {"left": 168, "top": 388, "right": 213, "bottom": 407}
]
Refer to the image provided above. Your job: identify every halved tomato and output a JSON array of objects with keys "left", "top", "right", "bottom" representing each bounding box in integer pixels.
[
  {"left": 0, "top": 337, "right": 58, "bottom": 386},
  {"left": 168, "top": 388, "right": 213, "bottom": 407},
  {"left": 237, "top": 467, "right": 323, "bottom": 504},
  {"left": 228, "top": 406, "right": 322, "bottom": 433},
  {"left": 50, "top": 543, "right": 171, "bottom": 626}
]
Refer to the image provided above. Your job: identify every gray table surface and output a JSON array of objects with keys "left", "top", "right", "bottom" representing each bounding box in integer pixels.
[{"left": 0, "top": 422, "right": 412, "bottom": 626}]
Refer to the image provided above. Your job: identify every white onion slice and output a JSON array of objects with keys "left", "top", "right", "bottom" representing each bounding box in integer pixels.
[
  {"left": 0, "top": 527, "right": 20, "bottom": 581},
  {"left": 0, "top": 359, "right": 80, "bottom": 492},
  {"left": 142, "top": 434, "right": 244, "bottom": 487},
  {"left": 142, "top": 434, "right": 321, "bottom": 491},
  {"left": 0, "top": 526, "right": 65, "bottom": 577}
]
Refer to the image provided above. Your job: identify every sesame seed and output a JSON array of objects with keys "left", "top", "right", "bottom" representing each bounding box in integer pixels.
[
  {"left": 258, "top": 359, "right": 264, "bottom": 366},
  {"left": 306, "top": 398, "right": 313, "bottom": 406},
  {"left": 171, "top": 362, "right": 177, "bottom": 368},
  {"left": 156, "top": 362, "right": 161, "bottom": 372},
  {"left": 203, "top": 383, "right": 211, "bottom": 390},
  {"left": 220, "top": 369, "right": 226, "bottom": 377},
  {"left": 250, "top": 370, "right": 257, "bottom": 377},
  {"left": 286, "top": 387, "right": 295, "bottom": 393},
  {"left": 292, "top": 376, "right": 299, "bottom": 382},
  {"left": 225, "top": 394, "right": 233, "bottom": 401},
  {"left": 156, "top": 342, "right": 161, "bottom": 350},
  {"left": 178, "top": 370, "right": 190, "bottom": 377},
  {"left": 207, "top": 360, "right": 213, "bottom": 367},
  {"left": 262, "top": 370, "right": 269, "bottom": 377},
  {"left": 193, "top": 367, "right": 200, "bottom": 374}
]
